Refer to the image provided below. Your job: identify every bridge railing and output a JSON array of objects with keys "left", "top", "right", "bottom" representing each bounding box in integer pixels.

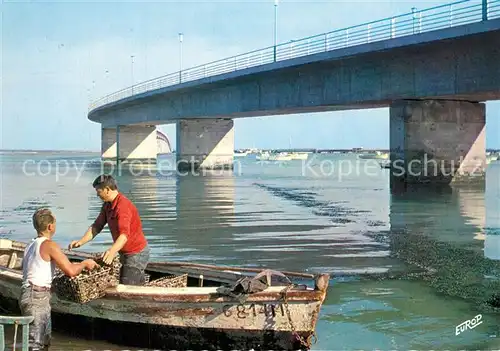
[{"left": 89, "top": 0, "right": 499, "bottom": 113}]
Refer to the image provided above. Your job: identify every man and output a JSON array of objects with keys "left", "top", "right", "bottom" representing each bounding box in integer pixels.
[
  {"left": 20, "top": 208, "right": 98, "bottom": 350},
  {"left": 68, "top": 174, "right": 150, "bottom": 285}
]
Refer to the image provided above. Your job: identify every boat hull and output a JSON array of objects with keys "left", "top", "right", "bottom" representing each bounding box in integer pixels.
[
  {"left": 0, "top": 279, "right": 321, "bottom": 350},
  {"left": 0, "top": 293, "right": 313, "bottom": 350},
  {"left": 0, "top": 240, "right": 328, "bottom": 350}
]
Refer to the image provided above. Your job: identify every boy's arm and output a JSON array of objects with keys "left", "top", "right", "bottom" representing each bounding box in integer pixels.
[{"left": 46, "top": 241, "right": 97, "bottom": 277}]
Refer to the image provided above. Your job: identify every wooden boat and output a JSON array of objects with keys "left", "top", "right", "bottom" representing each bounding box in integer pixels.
[{"left": 0, "top": 239, "right": 330, "bottom": 350}]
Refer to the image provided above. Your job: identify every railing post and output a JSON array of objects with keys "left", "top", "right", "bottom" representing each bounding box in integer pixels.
[
  {"left": 391, "top": 18, "right": 396, "bottom": 38},
  {"left": 449, "top": 5, "right": 453, "bottom": 27},
  {"left": 419, "top": 12, "right": 422, "bottom": 33},
  {"left": 345, "top": 29, "right": 349, "bottom": 47},
  {"left": 482, "top": 0, "right": 488, "bottom": 20},
  {"left": 412, "top": 7, "right": 416, "bottom": 33},
  {"left": 324, "top": 33, "right": 327, "bottom": 52},
  {"left": 274, "top": 45, "right": 277, "bottom": 62},
  {"left": 367, "top": 24, "right": 371, "bottom": 42}
]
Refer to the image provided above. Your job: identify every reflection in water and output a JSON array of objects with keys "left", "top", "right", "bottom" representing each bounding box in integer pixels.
[
  {"left": 484, "top": 164, "right": 500, "bottom": 261},
  {"left": 389, "top": 185, "right": 458, "bottom": 238},
  {"left": 387, "top": 182, "right": 500, "bottom": 310},
  {"left": 456, "top": 186, "right": 487, "bottom": 241},
  {"left": 485, "top": 234, "right": 500, "bottom": 260},
  {"left": 176, "top": 171, "right": 235, "bottom": 231},
  {"left": 173, "top": 172, "right": 236, "bottom": 262}
]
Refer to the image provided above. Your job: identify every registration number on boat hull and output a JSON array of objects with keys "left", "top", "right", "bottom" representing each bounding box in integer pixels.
[{"left": 222, "top": 303, "right": 285, "bottom": 319}]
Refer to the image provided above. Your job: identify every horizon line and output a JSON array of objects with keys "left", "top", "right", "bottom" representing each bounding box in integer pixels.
[{"left": 2, "top": 147, "right": 500, "bottom": 153}]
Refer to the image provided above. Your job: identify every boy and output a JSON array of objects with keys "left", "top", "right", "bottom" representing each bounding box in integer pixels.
[
  {"left": 20, "top": 208, "right": 98, "bottom": 350},
  {"left": 68, "top": 174, "right": 150, "bottom": 285}
]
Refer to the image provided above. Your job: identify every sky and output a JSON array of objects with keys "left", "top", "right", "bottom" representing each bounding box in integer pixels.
[{"left": 2, "top": 0, "right": 499, "bottom": 151}]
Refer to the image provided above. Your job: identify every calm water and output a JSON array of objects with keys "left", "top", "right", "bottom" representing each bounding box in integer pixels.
[{"left": 1, "top": 152, "right": 499, "bottom": 350}]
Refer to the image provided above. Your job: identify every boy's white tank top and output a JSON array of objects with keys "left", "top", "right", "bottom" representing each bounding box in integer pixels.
[{"left": 22, "top": 237, "right": 55, "bottom": 288}]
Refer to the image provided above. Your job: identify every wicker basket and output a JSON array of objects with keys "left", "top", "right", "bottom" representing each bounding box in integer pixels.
[
  {"left": 145, "top": 273, "right": 188, "bottom": 288},
  {"left": 52, "top": 256, "right": 122, "bottom": 303},
  {"left": 92, "top": 255, "right": 122, "bottom": 279}
]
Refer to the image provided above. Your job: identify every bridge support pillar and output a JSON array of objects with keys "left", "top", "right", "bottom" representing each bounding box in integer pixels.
[
  {"left": 101, "top": 127, "right": 117, "bottom": 161},
  {"left": 176, "top": 119, "right": 234, "bottom": 172},
  {"left": 389, "top": 100, "right": 485, "bottom": 190},
  {"left": 101, "top": 125, "right": 157, "bottom": 164}
]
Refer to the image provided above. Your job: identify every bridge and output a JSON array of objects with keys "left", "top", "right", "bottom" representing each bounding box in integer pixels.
[{"left": 89, "top": 0, "right": 500, "bottom": 188}]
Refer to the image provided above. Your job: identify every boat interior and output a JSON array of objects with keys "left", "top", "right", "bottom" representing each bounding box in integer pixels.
[
  {"left": 0, "top": 239, "right": 325, "bottom": 292},
  {"left": 0, "top": 242, "right": 22, "bottom": 270}
]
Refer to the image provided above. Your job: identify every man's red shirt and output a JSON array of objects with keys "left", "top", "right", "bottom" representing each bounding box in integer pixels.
[{"left": 92, "top": 193, "right": 147, "bottom": 255}]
